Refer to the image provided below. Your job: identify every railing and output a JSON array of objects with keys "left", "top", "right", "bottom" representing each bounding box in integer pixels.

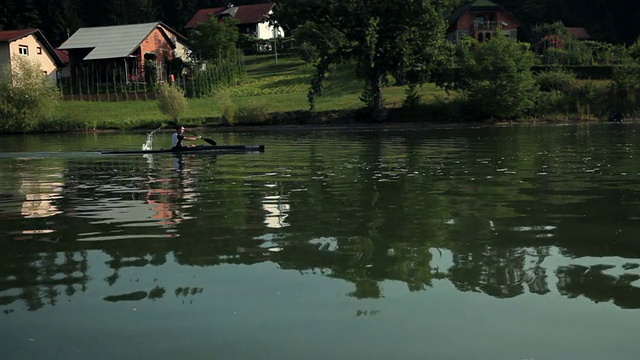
[{"left": 473, "top": 20, "right": 502, "bottom": 30}]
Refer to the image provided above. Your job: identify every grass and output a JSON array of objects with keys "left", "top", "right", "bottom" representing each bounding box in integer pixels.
[{"left": 53, "top": 53, "right": 452, "bottom": 129}]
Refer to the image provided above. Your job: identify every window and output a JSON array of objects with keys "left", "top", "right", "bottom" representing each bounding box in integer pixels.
[
  {"left": 37, "top": 47, "right": 42, "bottom": 54},
  {"left": 19, "top": 45, "right": 28, "bottom": 56}
]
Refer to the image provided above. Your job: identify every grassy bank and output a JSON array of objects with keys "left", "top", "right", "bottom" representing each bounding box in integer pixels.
[
  {"left": 51, "top": 54, "right": 453, "bottom": 131},
  {"left": 45, "top": 53, "right": 629, "bottom": 132}
]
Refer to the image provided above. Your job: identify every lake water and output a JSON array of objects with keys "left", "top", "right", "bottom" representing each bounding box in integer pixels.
[{"left": 1, "top": 123, "right": 639, "bottom": 360}]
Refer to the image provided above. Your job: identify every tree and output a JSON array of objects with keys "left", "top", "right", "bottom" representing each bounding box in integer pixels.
[
  {"left": 0, "top": 56, "right": 60, "bottom": 132},
  {"left": 188, "top": 17, "right": 239, "bottom": 62},
  {"left": 291, "top": 0, "right": 456, "bottom": 121},
  {"left": 157, "top": 83, "right": 188, "bottom": 122},
  {"left": 456, "top": 34, "right": 539, "bottom": 119}
]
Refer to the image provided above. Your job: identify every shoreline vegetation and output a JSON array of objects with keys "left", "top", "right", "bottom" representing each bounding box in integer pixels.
[{"left": 4, "top": 52, "right": 637, "bottom": 134}]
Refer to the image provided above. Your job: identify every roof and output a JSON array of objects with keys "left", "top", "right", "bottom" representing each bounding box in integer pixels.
[
  {"left": 0, "top": 28, "right": 64, "bottom": 66},
  {"left": 0, "top": 29, "right": 39, "bottom": 42},
  {"left": 186, "top": 2, "right": 275, "bottom": 29},
  {"left": 567, "top": 27, "right": 591, "bottom": 40},
  {"left": 448, "top": 0, "right": 512, "bottom": 27},
  {"left": 58, "top": 22, "right": 185, "bottom": 61},
  {"left": 55, "top": 48, "right": 69, "bottom": 64},
  {"left": 469, "top": 0, "right": 500, "bottom": 10}
]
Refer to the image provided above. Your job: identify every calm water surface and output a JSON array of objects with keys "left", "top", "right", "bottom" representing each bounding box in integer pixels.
[{"left": 1, "top": 123, "right": 640, "bottom": 360}]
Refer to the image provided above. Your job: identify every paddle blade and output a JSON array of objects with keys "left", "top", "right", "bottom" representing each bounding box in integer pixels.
[{"left": 203, "top": 138, "right": 217, "bottom": 146}]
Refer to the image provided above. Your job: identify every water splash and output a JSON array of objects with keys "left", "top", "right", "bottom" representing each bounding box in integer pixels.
[{"left": 142, "top": 126, "right": 163, "bottom": 150}]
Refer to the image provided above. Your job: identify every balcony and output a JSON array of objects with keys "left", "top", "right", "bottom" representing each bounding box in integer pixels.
[{"left": 473, "top": 20, "right": 506, "bottom": 30}]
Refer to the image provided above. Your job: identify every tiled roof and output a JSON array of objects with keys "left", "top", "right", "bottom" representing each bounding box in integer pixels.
[
  {"left": 567, "top": 27, "right": 591, "bottom": 40},
  {"left": 0, "top": 28, "right": 63, "bottom": 66},
  {"left": 0, "top": 29, "right": 38, "bottom": 42},
  {"left": 186, "top": 2, "right": 275, "bottom": 29},
  {"left": 55, "top": 48, "right": 70, "bottom": 63}
]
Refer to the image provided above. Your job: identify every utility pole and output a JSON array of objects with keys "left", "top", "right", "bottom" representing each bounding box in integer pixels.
[{"left": 273, "top": 24, "right": 278, "bottom": 64}]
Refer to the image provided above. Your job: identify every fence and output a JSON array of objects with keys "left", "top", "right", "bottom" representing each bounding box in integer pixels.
[{"left": 58, "top": 55, "right": 246, "bottom": 101}]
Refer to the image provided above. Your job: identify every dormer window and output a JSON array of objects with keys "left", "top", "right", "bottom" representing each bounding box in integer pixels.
[{"left": 19, "top": 45, "right": 28, "bottom": 56}]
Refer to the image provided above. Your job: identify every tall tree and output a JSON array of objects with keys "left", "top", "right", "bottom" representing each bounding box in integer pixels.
[
  {"left": 292, "top": 0, "right": 456, "bottom": 120},
  {"left": 189, "top": 17, "right": 239, "bottom": 61},
  {"left": 39, "top": 0, "right": 82, "bottom": 45}
]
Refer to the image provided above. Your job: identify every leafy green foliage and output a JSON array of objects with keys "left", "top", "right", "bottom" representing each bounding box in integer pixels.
[
  {"left": 535, "top": 67, "right": 576, "bottom": 92},
  {"left": 184, "top": 55, "right": 245, "bottom": 98},
  {"left": 402, "top": 84, "right": 422, "bottom": 109},
  {"left": 235, "top": 99, "right": 269, "bottom": 124},
  {"left": 0, "top": 56, "right": 60, "bottom": 132},
  {"left": 290, "top": 0, "right": 456, "bottom": 119},
  {"left": 457, "top": 34, "right": 539, "bottom": 119},
  {"left": 609, "top": 61, "right": 640, "bottom": 113},
  {"left": 157, "top": 83, "right": 188, "bottom": 121},
  {"left": 215, "top": 91, "right": 236, "bottom": 125},
  {"left": 144, "top": 60, "right": 158, "bottom": 89},
  {"left": 188, "top": 17, "right": 239, "bottom": 62}
]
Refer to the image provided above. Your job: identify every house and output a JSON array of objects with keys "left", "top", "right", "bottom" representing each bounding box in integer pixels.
[
  {"left": 567, "top": 27, "right": 591, "bottom": 40},
  {"left": 0, "top": 29, "right": 63, "bottom": 84},
  {"left": 186, "top": 2, "right": 283, "bottom": 40},
  {"left": 447, "top": 0, "right": 520, "bottom": 44},
  {"left": 532, "top": 26, "right": 592, "bottom": 54},
  {"left": 57, "top": 21, "right": 190, "bottom": 86}
]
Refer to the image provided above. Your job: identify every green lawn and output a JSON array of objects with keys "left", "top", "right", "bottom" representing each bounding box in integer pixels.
[{"left": 54, "top": 54, "right": 451, "bottom": 129}]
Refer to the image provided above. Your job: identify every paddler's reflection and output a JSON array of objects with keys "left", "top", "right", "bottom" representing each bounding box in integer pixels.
[
  {"left": 172, "top": 153, "right": 216, "bottom": 172},
  {"left": 173, "top": 153, "right": 185, "bottom": 171}
]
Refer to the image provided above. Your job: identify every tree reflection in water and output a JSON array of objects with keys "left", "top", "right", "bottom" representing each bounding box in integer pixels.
[{"left": 2, "top": 125, "right": 640, "bottom": 314}]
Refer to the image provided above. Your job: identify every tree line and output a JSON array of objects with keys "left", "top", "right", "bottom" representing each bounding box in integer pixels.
[{"left": 1, "top": 0, "right": 639, "bottom": 47}]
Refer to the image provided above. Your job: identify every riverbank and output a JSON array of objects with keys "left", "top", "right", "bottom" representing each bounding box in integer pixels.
[{"left": 29, "top": 54, "right": 629, "bottom": 133}]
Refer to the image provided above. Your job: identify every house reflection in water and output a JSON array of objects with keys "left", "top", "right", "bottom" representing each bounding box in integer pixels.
[
  {"left": 17, "top": 177, "right": 63, "bottom": 241},
  {"left": 262, "top": 195, "right": 289, "bottom": 228},
  {"left": 20, "top": 180, "right": 63, "bottom": 219}
]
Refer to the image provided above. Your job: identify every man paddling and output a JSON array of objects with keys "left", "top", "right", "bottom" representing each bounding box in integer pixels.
[{"left": 172, "top": 126, "right": 201, "bottom": 150}]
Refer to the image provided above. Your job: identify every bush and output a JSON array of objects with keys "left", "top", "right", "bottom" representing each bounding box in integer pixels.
[
  {"left": 0, "top": 56, "right": 60, "bottom": 132},
  {"left": 157, "top": 83, "right": 188, "bottom": 122},
  {"left": 235, "top": 99, "right": 268, "bottom": 124},
  {"left": 458, "top": 34, "right": 539, "bottom": 119},
  {"left": 216, "top": 92, "right": 236, "bottom": 125},
  {"left": 609, "top": 62, "right": 640, "bottom": 113},
  {"left": 144, "top": 60, "right": 158, "bottom": 89},
  {"left": 402, "top": 84, "right": 422, "bottom": 109},
  {"left": 535, "top": 68, "right": 576, "bottom": 92}
]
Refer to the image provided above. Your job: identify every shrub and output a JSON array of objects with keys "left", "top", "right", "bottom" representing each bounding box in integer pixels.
[
  {"left": 157, "top": 83, "right": 188, "bottom": 122},
  {"left": 144, "top": 60, "right": 158, "bottom": 89},
  {"left": 0, "top": 56, "right": 60, "bottom": 132},
  {"left": 402, "top": 84, "right": 422, "bottom": 109},
  {"left": 457, "top": 34, "right": 539, "bottom": 119},
  {"left": 216, "top": 92, "right": 236, "bottom": 125},
  {"left": 535, "top": 68, "right": 576, "bottom": 92},
  {"left": 609, "top": 62, "right": 640, "bottom": 113},
  {"left": 235, "top": 99, "right": 268, "bottom": 124}
]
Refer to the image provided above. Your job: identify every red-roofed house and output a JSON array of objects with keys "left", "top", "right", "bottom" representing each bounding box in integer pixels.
[
  {"left": 567, "top": 27, "right": 591, "bottom": 40},
  {"left": 447, "top": 0, "right": 520, "bottom": 43},
  {"left": 532, "top": 26, "right": 592, "bottom": 54},
  {"left": 186, "top": 2, "right": 282, "bottom": 39},
  {"left": 0, "top": 29, "right": 63, "bottom": 83}
]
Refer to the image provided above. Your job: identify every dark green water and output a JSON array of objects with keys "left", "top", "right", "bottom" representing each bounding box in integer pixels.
[{"left": 1, "top": 123, "right": 639, "bottom": 360}]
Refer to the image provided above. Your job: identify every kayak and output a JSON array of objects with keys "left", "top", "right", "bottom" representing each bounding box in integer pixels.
[{"left": 101, "top": 144, "right": 265, "bottom": 155}]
